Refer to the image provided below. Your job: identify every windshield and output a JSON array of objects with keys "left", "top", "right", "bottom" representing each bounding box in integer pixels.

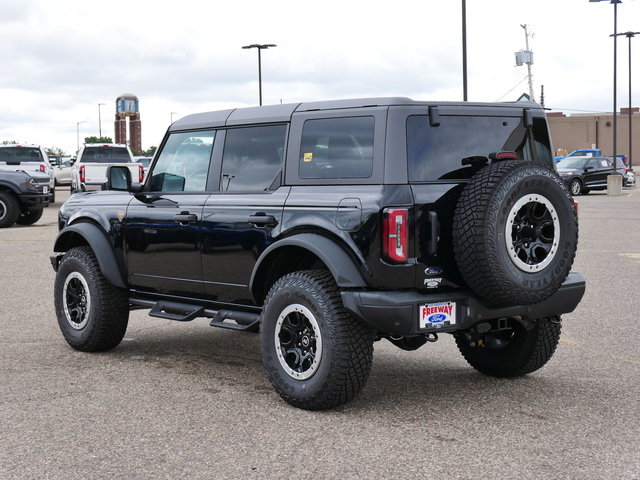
[
  {"left": 557, "top": 157, "right": 589, "bottom": 169},
  {"left": 0, "top": 147, "right": 44, "bottom": 162}
]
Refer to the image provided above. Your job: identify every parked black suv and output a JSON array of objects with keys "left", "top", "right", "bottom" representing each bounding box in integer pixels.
[{"left": 51, "top": 98, "right": 585, "bottom": 410}]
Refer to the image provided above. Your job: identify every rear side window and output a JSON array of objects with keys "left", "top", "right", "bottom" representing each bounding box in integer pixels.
[
  {"left": 407, "top": 115, "right": 553, "bottom": 181},
  {"left": 81, "top": 147, "right": 131, "bottom": 163},
  {"left": 0, "top": 147, "right": 43, "bottom": 162},
  {"left": 299, "top": 117, "right": 374, "bottom": 179}
]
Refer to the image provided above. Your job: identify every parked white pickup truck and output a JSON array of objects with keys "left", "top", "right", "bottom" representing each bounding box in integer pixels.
[{"left": 71, "top": 144, "right": 143, "bottom": 191}]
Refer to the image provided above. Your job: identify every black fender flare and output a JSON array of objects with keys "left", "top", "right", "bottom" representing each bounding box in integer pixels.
[
  {"left": 52, "top": 222, "right": 127, "bottom": 289},
  {"left": 250, "top": 233, "right": 367, "bottom": 293}
]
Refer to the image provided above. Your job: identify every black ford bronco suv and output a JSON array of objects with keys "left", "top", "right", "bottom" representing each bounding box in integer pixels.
[{"left": 51, "top": 97, "right": 585, "bottom": 410}]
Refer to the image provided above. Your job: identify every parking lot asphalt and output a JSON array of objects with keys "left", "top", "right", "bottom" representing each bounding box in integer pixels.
[{"left": 1, "top": 186, "right": 638, "bottom": 480}]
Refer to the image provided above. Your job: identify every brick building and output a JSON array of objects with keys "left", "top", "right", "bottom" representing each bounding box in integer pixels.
[
  {"left": 114, "top": 93, "right": 142, "bottom": 154},
  {"left": 547, "top": 107, "right": 639, "bottom": 168}
]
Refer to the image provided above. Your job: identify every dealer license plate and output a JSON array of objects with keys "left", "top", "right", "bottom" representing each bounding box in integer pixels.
[
  {"left": 43, "top": 186, "right": 49, "bottom": 194},
  {"left": 419, "top": 301, "right": 456, "bottom": 329}
]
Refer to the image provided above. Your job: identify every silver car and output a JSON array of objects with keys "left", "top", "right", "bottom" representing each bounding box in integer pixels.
[{"left": 53, "top": 160, "right": 73, "bottom": 186}]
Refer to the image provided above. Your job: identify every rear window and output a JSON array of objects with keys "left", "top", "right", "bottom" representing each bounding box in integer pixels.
[
  {"left": 0, "top": 147, "right": 43, "bottom": 162},
  {"left": 407, "top": 115, "right": 553, "bottom": 181},
  {"left": 81, "top": 147, "right": 131, "bottom": 163}
]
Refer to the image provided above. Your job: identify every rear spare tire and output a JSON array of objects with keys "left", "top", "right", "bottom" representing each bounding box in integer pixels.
[{"left": 453, "top": 161, "right": 577, "bottom": 305}]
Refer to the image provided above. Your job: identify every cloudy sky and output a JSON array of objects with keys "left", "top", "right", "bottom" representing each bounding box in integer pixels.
[{"left": 1, "top": 0, "right": 639, "bottom": 155}]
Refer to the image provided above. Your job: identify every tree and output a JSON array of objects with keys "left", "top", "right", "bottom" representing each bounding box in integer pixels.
[
  {"left": 46, "top": 147, "right": 67, "bottom": 156},
  {"left": 84, "top": 136, "right": 113, "bottom": 144},
  {"left": 144, "top": 146, "right": 157, "bottom": 156}
]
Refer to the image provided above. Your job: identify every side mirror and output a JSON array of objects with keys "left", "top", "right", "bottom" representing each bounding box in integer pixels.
[{"left": 106, "top": 165, "right": 132, "bottom": 191}]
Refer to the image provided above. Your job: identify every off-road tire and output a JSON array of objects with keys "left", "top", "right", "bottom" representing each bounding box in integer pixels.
[
  {"left": 453, "top": 161, "right": 578, "bottom": 305},
  {"left": 16, "top": 209, "right": 44, "bottom": 225},
  {"left": 54, "top": 246, "right": 129, "bottom": 352},
  {"left": 455, "top": 316, "right": 562, "bottom": 377},
  {"left": 0, "top": 191, "right": 20, "bottom": 228},
  {"left": 259, "top": 270, "right": 375, "bottom": 410}
]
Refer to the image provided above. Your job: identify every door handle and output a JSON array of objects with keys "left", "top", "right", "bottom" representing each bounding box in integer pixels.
[
  {"left": 174, "top": 213, "right": 197, "bottom": 224},
  {"left": 248, "top": 213, "right": 277, "bottom": 227}
]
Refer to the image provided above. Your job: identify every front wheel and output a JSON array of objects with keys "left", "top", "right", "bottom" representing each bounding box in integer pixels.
[
  {"left": 259, "top": 270, "right": 374, "bottom": 410},
  {"left": 454, "top": 316, "right": 561, "bottom": 377},
  {"left": 16, "top": 209, "right": 43, "bottom": 225},
  {"left": 54, "top": 246, "right": 129, "bottom": 352},
  {"left": 569, "top": 178, "right": 583, "bottom": 196},
  {"left": 0, "top": 191, "right": 20, "bottom": 228}
]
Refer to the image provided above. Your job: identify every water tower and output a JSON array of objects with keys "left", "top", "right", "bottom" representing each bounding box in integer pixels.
[{"left": 114, "top": 93, "right": 142, "bottom": 153}]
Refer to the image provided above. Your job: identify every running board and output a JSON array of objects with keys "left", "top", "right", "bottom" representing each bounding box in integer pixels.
[
  {"left": 149, "top": 301, "right": 204, "bottom": 322},
  {"left": 132, "top": 298, "right": 261, "bottom": 332},
  {"left": 209, "top": 309, "right": 260, "bottom": 332}
]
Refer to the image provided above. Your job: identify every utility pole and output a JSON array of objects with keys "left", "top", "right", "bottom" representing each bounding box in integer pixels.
[{"left": 522, "top": 24, "right": 535, "bottom": 102}]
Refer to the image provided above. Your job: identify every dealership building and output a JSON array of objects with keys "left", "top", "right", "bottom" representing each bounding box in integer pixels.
[{"left": 547, "top": 107, "right": 639, "bottom": 169}]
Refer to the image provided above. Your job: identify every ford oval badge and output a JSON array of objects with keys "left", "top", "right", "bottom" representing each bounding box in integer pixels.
[
  {"left": 425, "top": 267, "right": 443, "bottom": 276},
  {"left": 428, "top": 313, "right": 447, "bottom": 323}
]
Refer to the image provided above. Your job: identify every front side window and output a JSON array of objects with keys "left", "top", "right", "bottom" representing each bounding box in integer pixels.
[
  {"left": 220, "top": 125, "right": 286, "bottom": 192},
  {"left": 149, "top": 131, "right": 215, "bottom": 192},
  {"left": 299, "top": 117, "right": 374, "bottom": 179}
]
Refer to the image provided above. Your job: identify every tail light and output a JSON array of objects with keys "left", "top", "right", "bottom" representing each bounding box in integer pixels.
[
  {"left": 79, "top": 165, "right": 85, "bottom": 183},
  {"left": 139, "top": 165, "right": 144, "bottom": 183},
  {"left": 383, "top": 208, "right": 409, "bottom": 263}
]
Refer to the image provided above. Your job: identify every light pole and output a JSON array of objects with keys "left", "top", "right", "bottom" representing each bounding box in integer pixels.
[
  {"left": 242, "top": 44, "right": 277, "bottom": 106},
  {"left": 98, "top": 103, "right": 106, "bottom": 140},
  {"left": 611, "top": 31, "right": 639, "bottom": 172},
  {"left": 171, "top": 112, "right": 177, "bottom": 123},
  {"left": 462, "top": 0, "right": 468, "bottom": 101},
  {"left": 76, "top": 121, "right": 87, "bottom": 153},
  {"left": 590, "top": 0, "right": 621, "bottom": 174}
]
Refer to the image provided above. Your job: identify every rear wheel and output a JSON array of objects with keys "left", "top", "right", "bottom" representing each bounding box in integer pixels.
[
  {"left": 54, "top": 246, "right": 129, "bottom": 352},
  {"left": 0, "top": 191, "right": 20, "bottom": 228},
  {"left": 455, "top": 316, "right": 561, "bottom": 377},
  {"left": 259, "top": 270, "right": 374, "bottom": 410}
]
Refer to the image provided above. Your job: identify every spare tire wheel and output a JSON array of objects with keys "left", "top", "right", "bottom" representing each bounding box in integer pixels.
[{"left": 453, "top": 160, "right": 578, "bottom": 305}]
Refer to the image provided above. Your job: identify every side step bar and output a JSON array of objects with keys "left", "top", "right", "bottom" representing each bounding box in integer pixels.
[
  {"left": 133, "top": 298, "right": 260, "bottom": 332},
  {"left": 149, "top": 301, "right": 204, "bottom": 322}
]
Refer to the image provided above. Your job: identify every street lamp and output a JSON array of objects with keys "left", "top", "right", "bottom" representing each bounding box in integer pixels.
[
  {"left": 98, "top": 103, "right": 106, "bottom": 140},
  {"left": 242, "top": 44, "right": 277, "bottom": 106},
  {"left": 171, "top": 112, "right": 177, "bottom": 123},
  {"left": 462, "top": 0, "right": 468, "bottom": 101},
  {"left": 590, "top": 0, "right": 621, "bottom": 174},
  {"left": 76, "top": 121, "right": 87, "bottom": 153},
  {"left": 611, "top": 31, "right": 639, "bottom": 172}
]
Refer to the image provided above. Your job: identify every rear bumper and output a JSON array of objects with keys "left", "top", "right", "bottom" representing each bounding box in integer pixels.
[{"left": 341, "top": 272, "right": 586, "bottom": 336}]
